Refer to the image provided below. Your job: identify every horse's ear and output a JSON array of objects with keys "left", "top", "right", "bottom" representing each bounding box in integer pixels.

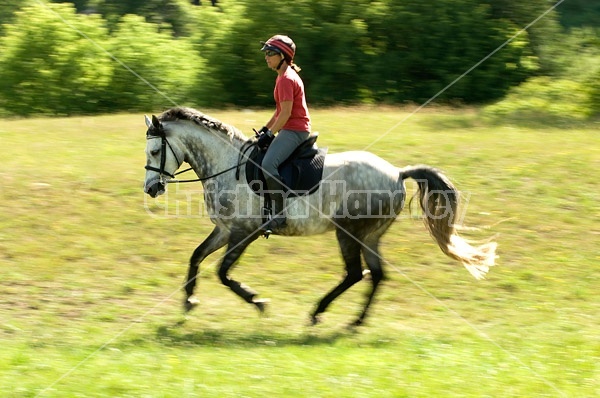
[
  {"left": 152, "top": 115, "right": 161, "bottom": 129},
  {"left": 144, "top": 115, "right": 152, "bottom": 129}
]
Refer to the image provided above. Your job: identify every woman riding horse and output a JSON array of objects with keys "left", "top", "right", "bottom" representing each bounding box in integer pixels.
[
  {"left": 143, "top": 107, "right": 498, "bottom": 326},
  {"left": 256, "top": 35, "right": 311, "bottom": 233}
]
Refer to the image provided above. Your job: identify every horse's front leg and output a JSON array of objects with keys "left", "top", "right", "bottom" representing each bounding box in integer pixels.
[
  {"left": 184, "top": 226, "right": 229, "bottom": 312},
  {"left": 217, "top": 228, "right": 267, "bottom": 314}
]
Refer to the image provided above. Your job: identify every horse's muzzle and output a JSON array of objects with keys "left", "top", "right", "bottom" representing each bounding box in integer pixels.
[{"left": 144, "top": 178, "right": 165, "bottom": 198}]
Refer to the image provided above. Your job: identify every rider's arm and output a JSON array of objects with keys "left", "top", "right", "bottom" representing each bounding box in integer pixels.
[
  {"left": 264, "top": 111, "right": 277, "bottom": 130},
  {"left": 269, "top": 100, "right": 292, "bottom": 133}
]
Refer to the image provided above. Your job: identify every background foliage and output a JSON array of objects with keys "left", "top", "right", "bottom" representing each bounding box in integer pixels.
[{"left": 0, "top": 0, "right": 598, "bottom": 118}]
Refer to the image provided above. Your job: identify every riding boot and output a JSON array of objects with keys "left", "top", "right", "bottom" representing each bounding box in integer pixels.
[{"left": 264, "top": 176, "right": 287, "bottom": 232}]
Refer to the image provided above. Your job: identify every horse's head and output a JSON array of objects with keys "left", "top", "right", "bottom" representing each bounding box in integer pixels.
[{"left": 143, "top": 115, "right": 182, "bottom": 198}]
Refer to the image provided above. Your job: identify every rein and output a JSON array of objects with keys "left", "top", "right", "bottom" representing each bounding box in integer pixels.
[
  {"left": 172, "top": 163, "right": 247, "bottom": 184},
  {"left": 145, "top": 134, "right": 253, "bottom": 184}
]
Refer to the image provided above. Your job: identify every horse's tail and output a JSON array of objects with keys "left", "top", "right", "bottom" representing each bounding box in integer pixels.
[{"left": 400, "top": 165, "right": 497, "bottom": 279}]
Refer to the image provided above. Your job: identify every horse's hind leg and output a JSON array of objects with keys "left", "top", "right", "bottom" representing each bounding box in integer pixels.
[
  {"left": 310, "top": 228, "right": 364, "bottom": 325},
  {"left": 353, "top": 239, "right": 384, "bottom": 326},
  {"left": 184, "top": 226, "right": 229, "bottom": 312},
  {"left": 217, "top": 229, "right": 266, "bottom": 314}
]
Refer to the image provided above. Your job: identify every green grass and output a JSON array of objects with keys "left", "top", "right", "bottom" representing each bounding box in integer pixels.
[{"left": 1, "top": 108, "right": 599, "bottom": 397}]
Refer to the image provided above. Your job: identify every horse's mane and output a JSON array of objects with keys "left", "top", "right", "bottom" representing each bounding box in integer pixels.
[{"left": 158, "top": 107, "right": 246, "bottom": 141}]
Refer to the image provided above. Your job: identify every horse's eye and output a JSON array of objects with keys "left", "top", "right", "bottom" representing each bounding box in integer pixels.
[{"left": 150, "top": 149, "right": 160, "bottom": 156}]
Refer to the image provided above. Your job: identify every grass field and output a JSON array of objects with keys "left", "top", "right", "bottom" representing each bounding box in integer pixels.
[{"left": 1, "top": 108, "right": 599, "bottom": 397}]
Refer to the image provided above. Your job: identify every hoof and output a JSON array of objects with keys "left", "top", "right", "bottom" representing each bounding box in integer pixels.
[
  {"left": 184, "top": 296, "right": 200, "bottom": 312},
  {"left": 309, "top": 314, "right": 321, "bottom": 326},
  {"left": 253, "top": 298, "right": 269, "bottom": 315},
  {"left": 349, "top": 318, "right": 364, "bottom": 328}
]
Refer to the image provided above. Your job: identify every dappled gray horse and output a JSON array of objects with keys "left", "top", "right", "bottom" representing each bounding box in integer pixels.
[{"left": 143, "top": 107, "right": 497, "bottom": 325}]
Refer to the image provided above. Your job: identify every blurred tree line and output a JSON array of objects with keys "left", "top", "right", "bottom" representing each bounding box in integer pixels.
[{"left": 0, "top": 0, "right": 598, "bottom": 118}]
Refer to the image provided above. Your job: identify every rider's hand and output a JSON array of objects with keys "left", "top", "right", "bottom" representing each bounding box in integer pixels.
[
  {"left": 255, "top": 126, "right": 270, "bottom": 137},
  {"left": 256, "top": 127, "right": 274, "bottom": 150}
]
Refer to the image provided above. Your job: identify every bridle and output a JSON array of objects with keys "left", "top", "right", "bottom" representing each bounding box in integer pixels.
[
  {"left": 144, "top": 131, "right": 188, "bottom": 183},
  {"left": 145, "top": 124, "right": 252, "bottom": 185}
]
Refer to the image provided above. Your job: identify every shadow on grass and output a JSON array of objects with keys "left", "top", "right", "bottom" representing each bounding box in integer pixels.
[{"left": 152, "top": 322, "right": 394, "bottom": 348}]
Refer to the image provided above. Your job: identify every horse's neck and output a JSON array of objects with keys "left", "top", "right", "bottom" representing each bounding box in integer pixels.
[{"left": 180, "top": 125, "right": 245, "bottom": 181}]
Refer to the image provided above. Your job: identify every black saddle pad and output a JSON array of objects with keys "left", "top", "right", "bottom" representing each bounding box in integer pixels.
[{"left": 245, "top": 145, "right": 327, "bottom": 197}]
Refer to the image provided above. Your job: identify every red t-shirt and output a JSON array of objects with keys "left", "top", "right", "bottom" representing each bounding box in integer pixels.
[{"left": 274, "top": 68, "right": 311, "bottom": 132}]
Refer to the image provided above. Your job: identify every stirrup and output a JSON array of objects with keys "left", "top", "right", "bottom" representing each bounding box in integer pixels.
[
  {"left": 262, "top": 216, "right": 286, "bottom": 239},
  {"left": 263, "top": 224, "right": 273, "bottom": 239},
  {"left": 261, "top": 206, "right": 273, "bottom": 238}
]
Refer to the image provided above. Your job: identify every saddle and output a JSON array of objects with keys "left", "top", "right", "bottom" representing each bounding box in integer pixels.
[{"left": 240, "top": 133, "right": 327, "bottom": 198}]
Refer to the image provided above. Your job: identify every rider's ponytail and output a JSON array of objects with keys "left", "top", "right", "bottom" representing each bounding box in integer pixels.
[{"left": 290, "top": 62, "right": 301, "bottom": 73}]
